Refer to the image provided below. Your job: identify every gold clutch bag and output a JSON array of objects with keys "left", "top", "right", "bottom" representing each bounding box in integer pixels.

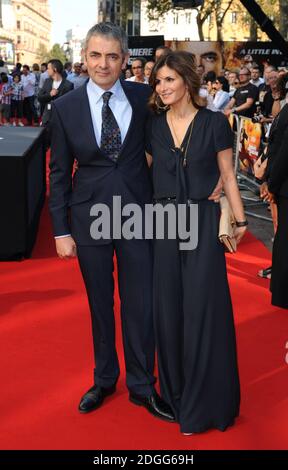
[{"left": 218, "top": 196, "right": 237, "bottom": 253}]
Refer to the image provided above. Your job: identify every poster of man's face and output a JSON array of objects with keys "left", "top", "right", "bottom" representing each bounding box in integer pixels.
[
  {"left": 166, "top": 41, "right": 224, "bottom": 76},
  {"left": 165, "top": 40, "right": 288, "bottom": 75}
]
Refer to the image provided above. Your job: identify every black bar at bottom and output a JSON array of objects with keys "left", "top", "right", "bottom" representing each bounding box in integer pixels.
[{"left": 0, "top": 450, "right": 287, "bottom": 466}]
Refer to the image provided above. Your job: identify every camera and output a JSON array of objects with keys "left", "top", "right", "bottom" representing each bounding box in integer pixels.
[{"left": 252, "top": 114, "right": 263, "bottom": 123}]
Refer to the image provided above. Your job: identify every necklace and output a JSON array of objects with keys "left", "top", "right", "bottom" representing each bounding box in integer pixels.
[
  {"left": 168, "top": 110, "right": 198, "bottom": 167},
  {"left": 168, "top": 110, "right": 198, "bottom": 149}
]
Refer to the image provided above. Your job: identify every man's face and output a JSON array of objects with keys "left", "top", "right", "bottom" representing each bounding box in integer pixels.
[
  {"left": 251, "top": 69, "right": 260, "bottom": 81},
  {"left": 267, "top": 71, "right": 279, "bottom": 88},
  {"left": 74, "top": 63, "right": 81, "bottom": 75},
  {"left": 131, "top": 60, "right": 144, "bottom": 78},
  {"left": 155, "top": 49, "right": 166, "bottom": 61},
  {"left": 144, "top": 61, "right": 155, "bottom": 78},
  {"left": 239, "top": 69, "right": 251, "bottom": 85},
  {"left": 177, "top": 42, "right": 223, "bottom": 76},
  {"left": 47, "top": 63, "right": 54, "bottom": 78},
  {"left": 228, "top": 72, "right": 237, "bottom": 85},
  {"left": 84, "top": 35, "right": 128, "bottom": 90},
  {"left": 22, "top": 67, "right": 29, "bottom": 76}
]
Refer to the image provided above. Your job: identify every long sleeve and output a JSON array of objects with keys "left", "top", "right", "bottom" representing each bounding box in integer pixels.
[
  {"left": 38, "top": 79, "right": 52, "bottom": 103},
  {"left": 268, "top": 125, "right": 288, "bottom": 194},
  {"left": 49, "top": 103, "right": 74, "bottom": 236}
]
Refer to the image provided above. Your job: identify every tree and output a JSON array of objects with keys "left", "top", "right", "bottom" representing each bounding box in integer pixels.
[
  {"left": 146, "top": 0, "right": 236, "bottom": 41},
  {"left": 235, "top": 0, "right": 280, "bottom": 41},
  {"left": 47, "top": 44, "right": 67, "bottom": 64},
  {"left": 279, "top": 0, "right": 288, "bottom": 39},
  {"left": 35, "top": 43, "right": 49, "bottom": 63},
  {"left": 36, "top": 43, "right": 67, "bottom": 64},
  {"left": 146, "top": 0, "right": 281, "bottom": 42},
  {"left": 213, "top": 0, "right": 235, "bottom": 41}
]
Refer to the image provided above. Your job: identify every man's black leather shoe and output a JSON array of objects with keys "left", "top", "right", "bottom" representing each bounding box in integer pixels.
[
  {"left": 79, "top": 384, "right": 116, "bottom": 413},
  {"left": 129, "top": 391, "right": 176, "bottom": 422}
]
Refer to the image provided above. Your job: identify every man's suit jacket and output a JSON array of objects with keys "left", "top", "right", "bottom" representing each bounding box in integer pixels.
[
  {"left": 49, "top": 80, "right": 152, "bottom": 245},
  {"left": 38, "top": 77, "right": 74, "bottom": 125},
  {"left": 266, "top": 104, "right": 288, "bottom": 197}
]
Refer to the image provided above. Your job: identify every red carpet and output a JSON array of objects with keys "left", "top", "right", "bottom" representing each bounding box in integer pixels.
[{"left": 0, "top": 192, "right": 287, "bottom": 450}]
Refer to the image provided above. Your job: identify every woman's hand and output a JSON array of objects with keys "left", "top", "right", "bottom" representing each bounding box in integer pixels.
[
  {"left": 260, "top": 182, "right": 275, "bottom": 203},
  {"left": 260, "top": 182, "right": 268, "bottom": 199},
  {"left": 234, "top": 226, "right": 247, "bottom": 244}
]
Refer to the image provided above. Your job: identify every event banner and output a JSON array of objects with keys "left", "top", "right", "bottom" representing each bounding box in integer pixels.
[
  {"left": 128, "top": 36, "right": 164, "bottom": 65},
  {"left": 238, "top": 117, "right": 262, "bottom": 174},
  {"left": 166, "top": 40, "right": 288, "bottom": 75}
]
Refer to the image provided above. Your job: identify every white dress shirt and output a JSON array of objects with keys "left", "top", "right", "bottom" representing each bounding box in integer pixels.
[
  {"left": 213, "top": 89, "right": 230, "bottom": 111},
  {"left": 86, "top": 78, "right": 132, "bottom": 147},
  {"left": 21, "top": 73, "right": 36, "bottom": 98},
  {"left": 126, "top": 76, "right": 149, "bottom": 85}
]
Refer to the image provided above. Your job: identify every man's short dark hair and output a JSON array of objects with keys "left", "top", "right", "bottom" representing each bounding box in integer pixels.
[
  {"left": 155, "top": 46, "right": 171, "bottom": 53},
  {"left": 131, "top": 57, "right": 146, "bottom": 68},
  {"left": 23, "top": 65, "right": 30, "bottom": 71},
  {"left": 48, "top": 59, "right": 64, "bottom": 74}
]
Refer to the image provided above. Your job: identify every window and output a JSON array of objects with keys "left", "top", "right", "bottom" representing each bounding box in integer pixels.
[
  {"left": 186, "top": 13, "right": 191, "bottom": 24},
  {"left": 206, "top": 14, "right": 212, "bottom": 25},
  {"left": 173, "top": 13, "right": 179, "bottom": 25},
  {"left": 17, "top": 20, "right": 21, "bottom": 29},
  {"left": 17, "top": 36, "right": 21, "bottom": 44},
  {"left": 231, "top": 12, "right": 237, "bottom": 24}
]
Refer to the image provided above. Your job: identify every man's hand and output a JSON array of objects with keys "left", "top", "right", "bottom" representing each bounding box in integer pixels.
[
  {"left": 50, "top": 88, "right": 58, "bottom": 97},
  {"left": 260, "top": 182, "right": 275, "bottom": 203},
  {"left": 55, "top": 236, "right": 77, "bottom": 259},
  {"left": 208, "top": 177, "right": 223, "bottom": 202},
  {"left": 224, "top": 108, "right": 233, "bottom": 116}
]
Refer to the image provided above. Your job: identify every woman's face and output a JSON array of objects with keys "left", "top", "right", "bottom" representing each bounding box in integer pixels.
[
  {"left": 213, "top": 79, "right": 222, "bottom": 91},
  {"left": 155, "top": 65, "right": 188, "bottom": 107}
]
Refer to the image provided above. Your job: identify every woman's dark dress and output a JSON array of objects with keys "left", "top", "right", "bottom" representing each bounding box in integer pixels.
[
  {"left": 148, "top": 108, "right": 240, "bottom": 433},
  {"left": 266, "top": 104, "right": 288, "bottom": 309}
]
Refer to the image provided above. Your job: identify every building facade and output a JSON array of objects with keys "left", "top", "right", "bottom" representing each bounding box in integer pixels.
[
  {"left": 98, "top": 0, "right": 141, "bottom": 36},
  {"left": 0, "top": 0, "right": 16, "bottom": 66},
  {"left": 12, "top": 0, "right": 51, "bottom": 65},
  {"left": 141, "top": 1, "right": 199, "bottom": 40},
  {"left": 140, "top": 1, "right": 274, "bottom": 42},
  {"left": 65, "top": 26, "right": 87, "bottom": 64}
]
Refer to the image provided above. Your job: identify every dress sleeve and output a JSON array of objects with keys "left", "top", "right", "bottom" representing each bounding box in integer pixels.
[{"left": 212, "top": 111, "right": 234, "bottom": 153}]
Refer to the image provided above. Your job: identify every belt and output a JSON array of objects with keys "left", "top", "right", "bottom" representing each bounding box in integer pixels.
[
  {"left": 153, "top": 197, "right": 216, "bottom": 205},
  {"left": 153, "top": 197, "right": 176, "bottom": 203}
]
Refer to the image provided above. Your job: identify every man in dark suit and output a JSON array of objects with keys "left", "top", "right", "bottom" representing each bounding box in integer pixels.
[
  {"left": 38, "top": 59, "right": 74, "bottom": 122},
  {"left": 49, "top": 23, "right": 175, "bottom": 422}
]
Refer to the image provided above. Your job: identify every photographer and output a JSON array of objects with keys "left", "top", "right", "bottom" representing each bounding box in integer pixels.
[
  {"left": 224, "top": 67, "right": 258, "bottom": 118},
  {"left": 257, "top": 69, "right": 280, "bottom": 124}
]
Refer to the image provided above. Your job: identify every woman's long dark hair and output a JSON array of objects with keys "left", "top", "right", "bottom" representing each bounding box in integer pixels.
[{"left": 148, "top": 51, "right": 206, "bottom": 113}]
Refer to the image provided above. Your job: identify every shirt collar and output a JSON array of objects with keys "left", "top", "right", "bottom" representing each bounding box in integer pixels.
[{"left": 87, "top": 78, "right": 125, "bottom": 104}]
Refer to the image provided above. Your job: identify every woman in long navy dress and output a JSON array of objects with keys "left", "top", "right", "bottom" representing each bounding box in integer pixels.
[{"left": 146, "top": 51, "right": 247, "bottom": 434}]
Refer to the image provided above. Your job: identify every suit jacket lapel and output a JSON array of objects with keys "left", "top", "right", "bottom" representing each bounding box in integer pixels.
[
  {"left": 78, "top": 82, "right": 100, "bottom": 153},
  {"left": 118, "top": 79, "right": 137, "bottom": 157}
]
